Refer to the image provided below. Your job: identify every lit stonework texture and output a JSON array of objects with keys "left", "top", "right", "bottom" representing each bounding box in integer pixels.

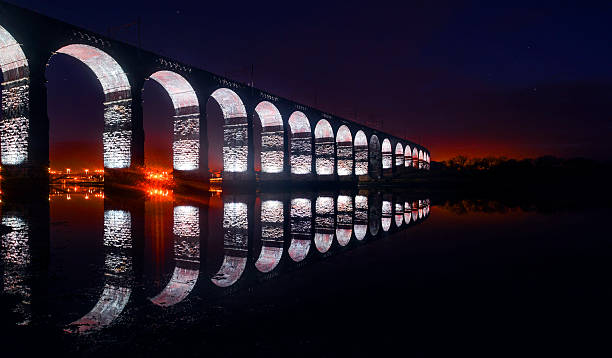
[
  {"left": 395, "top": 143, "right": 404, "bottom": 168},
  {"left": 412, "top": 147, "right": 419, "bottom": 168},
  {"left": 212, "top": 200, "right": 248, "bottom": 287},
  {"left": 336, "top": 125, "right": 353, "bottom": 176},
  {"left": 0, "top": 25, "right": 29, "bottom": 166},
  {"left": 382, "top": 200, "right": 392, "bottom": 232},
  {"left": 315, "top": 119, "right": 334, "bottom": 175},
  {"left": 336, "top": 195, "right": 353, "bottom": 246},
  {"left": 419, "top": 150, "right": 424, "bottom": 169},
  {"left": 211, "top": 88, "right": 248, "bottom": 174},
  {"left": 288, "top": 111, "right": 312, "bottom": 175},
  {"left": 354, "top": 130, "right": 368, "bottom": 176},
  {"left": 404, "top": 202, "right": 412, "bottom": 225},
  {"left": 382, "top": 138, "right": 392, "bottom": 170},
  {"left": 394, "top": 201, "right": 404, "bottom": 227},
  {"left": 315, "top": 196, "right": 334, "bottom": 253},
  {"left": 289, "top": 197, "right": 312, "bottom": 262},
  {"left": 1, "top": 215, "right": 31, "bottom": 325},
  {"left": 150, "top": 71, "right": 200, "bottom": 171},
  {"left": 369, "top": 135, "right": 381, "bottom": 179},
  {"left": 404, "top": 145, "right": 412, "bottom": 167},
  {"left": 56, "top": 44, "right": 133, "bottom": 169},
  {"left": 255, "top": 101, "right": 284, "bottom": 174},
  {"left": 255, "top": 200, "right": 284, "bottom": 273}
]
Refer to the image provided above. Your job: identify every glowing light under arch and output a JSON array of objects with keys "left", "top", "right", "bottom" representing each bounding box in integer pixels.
[
  {"left": 254, "top": 101, "right": 284, "bottom": 174},
  {"left": 314, "top": 119, "right": 334, "bottom": 175},
  {"left": 0, "top": 25, "right": 30, "bottom": 166},
  {"left": 354, "top": 195, "right": 368, "bottom": 240},
  {"left": 315, "top": 196, "right": 334, "bottom": 253},
  {"left": 419, "top": 150, "right": 424, "bottom": 169},
  {"left": 404, "top": 145, "right": 412, "bottom": 167},
  {"left": 211, "top": 88, "right": 248, "bottom": 174},
  {"left": 255, "top": 200, "right": 284, "bottom": 273},
  {"left": 382, "top": 138, "right": 392, "bottom": 170},
  {"left": 395, "top": 143, "right": 404, "bottom": 167},
  {"left": 56, "top": 44, "right": 132, "bottom": 169},
  {"left": 336, "top": 195, "right": 353, "bottom": 246},
  {"left": 288, "top": 111, "right": 312, "bottom": 175},
  {"left": 289, "top": 197, "right": 312, "bottom": 262},
  {"left": 382, "top": 200, "right": 392, "bottom": 232},
  {"left": 354, "top": 130, "right": 368, "bottom": 176},
  {"left": 412, "top": 147, "right": 419, "bottom": 168},
  {"left": 212, "top": 201, "right": 248, "bottom": 287},
  {"left": 336, "top": 125, "right": 353, "bottom": 176},
  {"left": 404, "top": 202, "right": 412, "bottom": 225}
]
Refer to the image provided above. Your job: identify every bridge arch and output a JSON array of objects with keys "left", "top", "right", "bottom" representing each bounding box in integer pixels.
[
  {"left": 381, "top": 138, "right": 392, "bottom": 170},
  {"left": 288, "top": 111, "right": 312, "bottom": 175},
  {"left": 336, "top": 195, "right": 353, "bottom": 246},
  {"left": 255, "top": 199, "right": 284, "bottom": 273},
  {"left": 336, "top": 125, "right": 353, "bottom": 176},
  {"left": 147, "top": 71, "right": 200, "bottom": 171},
  {"left": 354, "top": 130, "right": 368, "bottom": 176},
  {"left": 404, "top": 144, "right": 412, "bottom": 167},
  {"left": 210, "top": 88, "right": 248, "bottom": 175},
  {"left": 0, "top": 24, "right": 30, "bottom": 166},
  {"left": 254, "top": 101, "right": 284, "bottom": 174},
  {"left": 412, "top": 147, "right": 419, "bottom": 168},
  {"left": 395, "top": 143, "right": 404, "bottom": 168},
  {"left": 314, "top": 119, "right": 335, "bottom": 175},
  {"left": 369, "top": 135, "right": 381, "bottom": 179},
  {"left": 419, "top": 150, "right": 424, "bottom": 169},
  {"left": 51, "top": 44, "right": 132, "bottom": 169}
]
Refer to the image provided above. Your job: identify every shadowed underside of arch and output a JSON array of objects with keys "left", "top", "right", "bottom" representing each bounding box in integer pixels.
[
  {"left": 382, "top": 138, "right": 392, "bottom": 170},
  {"left": 56, "top": 44, "right": 132, "bottom": 169},
  {"left": 288, "top": 111, "right": 312, "bottom": 175},
  {"left": 354, "top": 130, "right": 368, "bottom": 176},
  {"left": 315, "top": 119, "right": 334, "bottom": 175},
  {"left": 149, "top": 71, "right": 200, "bottom": 171},
  {"left": 255, "top": 101, "right": 284, "bottom": 174},
  {"left": 369, "top": 135, "right": 381, "bottom": 179},
  {"left": 211, "top": 88, "right": 247, "bottom": 174},
  {"left": 336, "top": 125, "right": 353, "bottom": 176}
]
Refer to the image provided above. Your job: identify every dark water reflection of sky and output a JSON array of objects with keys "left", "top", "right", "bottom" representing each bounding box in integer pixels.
[{"left": 1, "top": 188, "right": 611, "bottom": 355}]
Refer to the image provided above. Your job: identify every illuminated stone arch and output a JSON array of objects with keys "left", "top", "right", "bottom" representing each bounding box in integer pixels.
[
  {"left": 52, "top": 44, "right": 133, "bottom": 169},
  {"left": 211, "top": 200, "right": 248, "bottom": 287},
  {"left": 412, "top": 147, "right": 419, "bottom": 167},
  {"left": 288, "top": 111, "right": 312, "bottom": 175},
  {"left": 289, "top": 197, "right": 312, "bottom": 262},
  {"left": 381, "top": 199, "right": 392, "bottom": 232},
  {"left": 336, "top": 125, "right": 353, "bottom": 176},
  {"left": 354, "top": 195, "right": 368, "bottom": 240},
  {"left": 382, "top": 138, "right": 392, "bottom": 170},
  {"left": 0, "top": 24, "right": 30, "bottom": 166},
  {"left": 314, "top": 119, "right": 335, "bottom": 175},
  {"left": 210, "top": 88, "right": 248, "bottom": 174},
  {"left": 419, "top": 150, "right": 424, "bottom": 169},
  {"left": 394, "top": 200, "right": 404, "bottom": 227},
  {"left": 403, "top": 201, "right": 412, "bottom": 225},
  {"left": 369, "top": 135, "right": 381, "bottom": 179},
  {"left": 354, "top": 130, "right": 368, "bottom": 176},
  {"left": 404, "top": 145, "right": 412, "bottom": 167},
  {"left": 254, "top": 101, "right": 284, "bottom": 174},
  {"left": 148, "top": 71, "right": 200, "bottom": 171},
  {"left": 314, "top": 196, "right": 334, "bottom": 253},
  {"left": 395, "top": 143, "right": 404, "bottom": 168}
]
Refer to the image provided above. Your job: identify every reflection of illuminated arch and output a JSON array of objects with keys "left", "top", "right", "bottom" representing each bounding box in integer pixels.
[
  {"left": 412, "top": 147, "right": 419, "bottom": 168},
  {"left": 403, "top": 202, "right": 412, "bottom": 225},
  {"left": 255, "top": 200, "right": 284, "bottom": 273},
  {"left": 336, "top": 195, "right": 353, "bottom": 246},
  {"left": 411, "top": 201, "right": 419, "bottom": 222},
  {"left": 369, "top": 195, "right": 381, "bottom": 236},
  {"left": 354, "top": 131, "right": 368, "bottom": 176},
  {"left": 336, "top": 126, "right": 353, "bottom": 176},
  {"left": 395, "top": 143, "right": 404, "bottom": 168},
  {"left": 394, "top": 201, "right": 404, "bottom": 227},
  {"left": 255, "top": 101, "right": 284, "bottom": 174},
  {"left": 314, "top": 119, "right": 335, "bottom": 175},
  {"left": 211, "top": 88, "right": 248, "bottom": 174},
  {"left": 288, "top": 111, "right": 312, "bottom": 175},
  {"left": 54, "top": 44, "right": 132, "bottom": 169},
  {"left": 149, "top": 71, "right": 200, "bottom": 171},
  {"left": 315, "top": 196, "right": 334, "bottom": 253},
  {"left": 382, "top": 139, "right": 392, "bottom": 170},
  {"left": 354, "top": 195, "right": 368, "bottom": 240},
  {"left": 211, "top": 201, "right": 248, "bottom": 287},
  {"left": 1, "top": 214, "right": 31, "bottom": 325},
  {"left": 67, "top": 210, "right": 133, "bottom": 333},
  {"left": 289, "top": 198, "right": 312, "bottom": 262},
  {"left": 150, "top": 206, "right": 200, "bottom": 307},
  {"left": 381, "top": 200, "right": 392, "bottom": 232},
  {"left": 404, "top": 145, "right": 412, "bottom": 168},
  {"left": 0, "top": 25, "right": 30, "bottom": 166},
  {"left": 369, "top": 135, "right": 381, "bottom": 179}
]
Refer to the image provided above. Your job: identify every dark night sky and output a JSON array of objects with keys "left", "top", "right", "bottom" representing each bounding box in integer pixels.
[{"left": 7, "top": 0, "right": 612, "bottom": 170}]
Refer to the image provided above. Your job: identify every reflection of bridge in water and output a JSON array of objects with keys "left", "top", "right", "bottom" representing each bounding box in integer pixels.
[
  {"left": 0, "top": 189, "right": 430, "bottom": 333},
  {"left": 0, "top": 1, "right": 430, "bottom": 187}
]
